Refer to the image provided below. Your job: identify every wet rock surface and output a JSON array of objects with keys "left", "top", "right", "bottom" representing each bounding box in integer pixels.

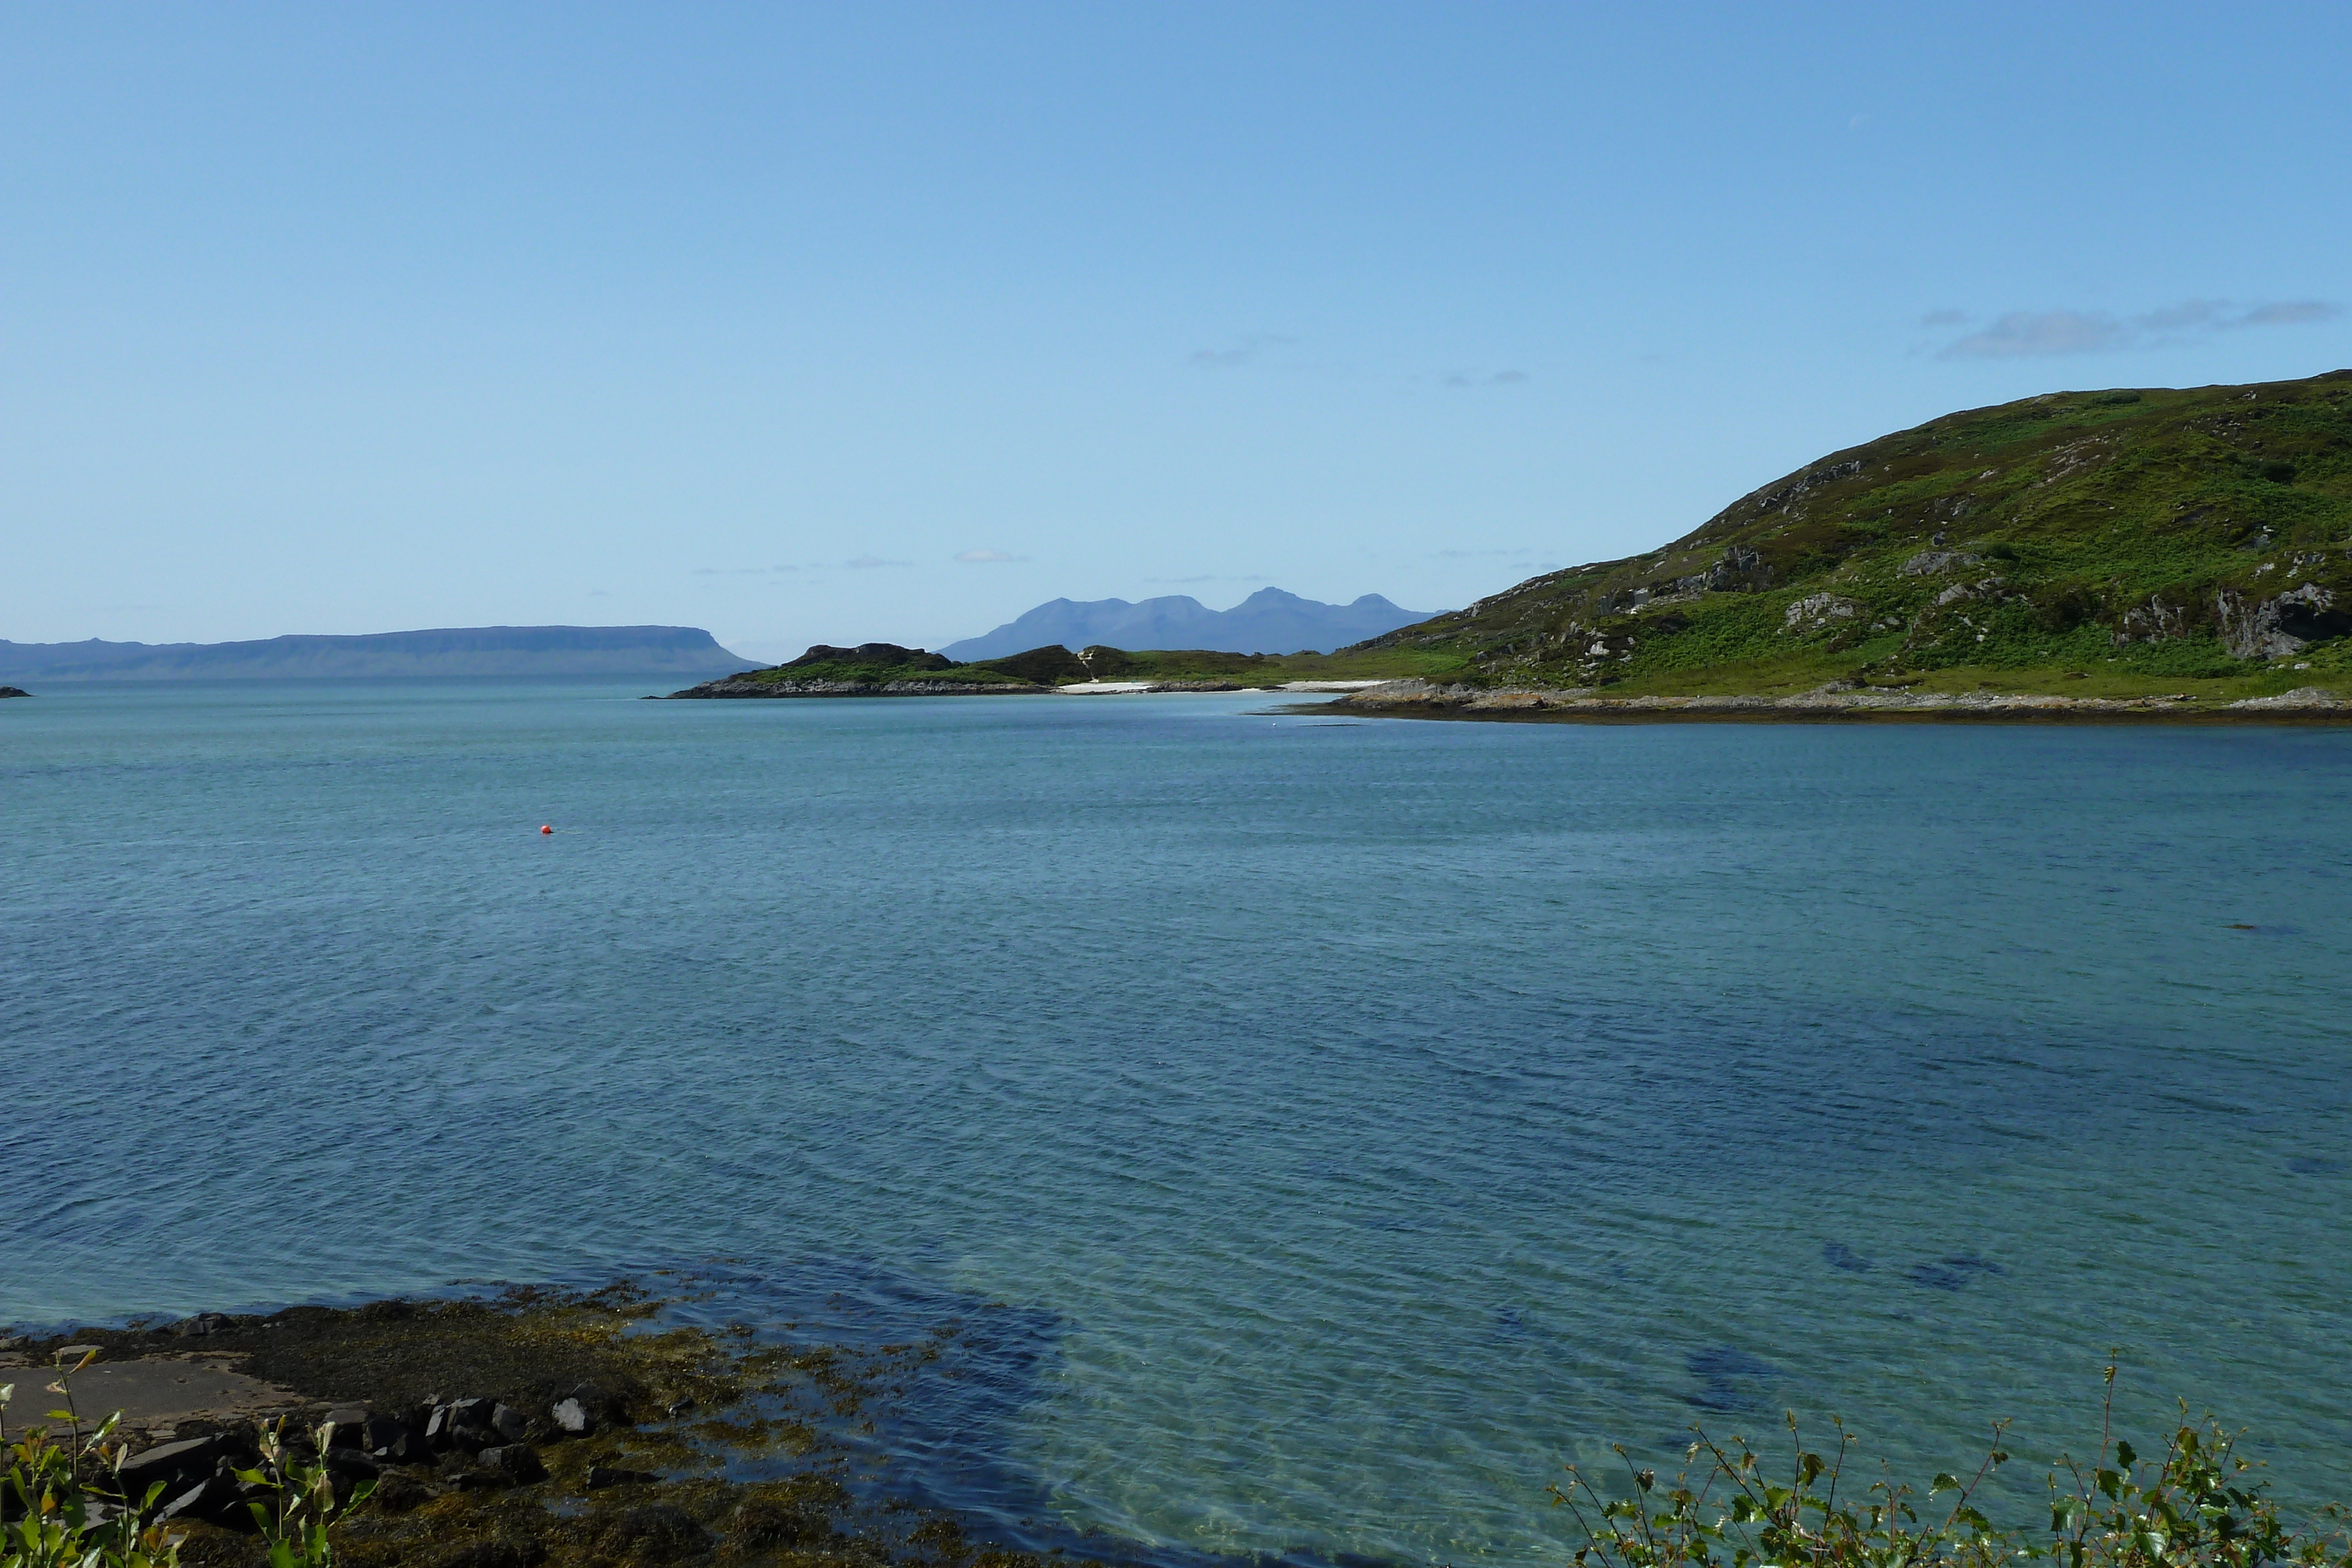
[{"left": 5, "top": 1285, "right": 1122, "bottom": 1568}]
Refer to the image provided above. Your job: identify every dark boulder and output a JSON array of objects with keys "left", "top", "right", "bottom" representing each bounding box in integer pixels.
[
  {"left": 0, "top": 687, "right": 26, "bottom": 699},
  {"left": 117, "top": 1435, "right": 228, "bottom": 1496},
  {"left": 321, "top": 1449, "right": 380, "bottom": 1482},
  {"left": 321, "top": 1407, "right": 370, "bottom": 1450},
  {"left": 479, "top": 1444, "right": 547, "bottom": 1483},
  {"left": 490, "top": 1402, "right": 531, "bottom": 1443},
  {"left": 429, "top": 1397, "right": 495, "bottom": 1453},
  {"left": 156, "top": 1474, "right": 240, "bottom": 1526}
]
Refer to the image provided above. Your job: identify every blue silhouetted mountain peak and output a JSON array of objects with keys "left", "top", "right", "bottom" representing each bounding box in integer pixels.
[{"left": 940, "top": 589, "right": 1442, "bottom": 662}]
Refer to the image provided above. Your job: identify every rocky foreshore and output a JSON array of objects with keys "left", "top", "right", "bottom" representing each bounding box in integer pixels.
[
  {"left": 1, "top": 1288, "right": 1101, "bottom": 1568},
  {"left": 1341, "top": 678, "right": 2352, "bottom": 720}
]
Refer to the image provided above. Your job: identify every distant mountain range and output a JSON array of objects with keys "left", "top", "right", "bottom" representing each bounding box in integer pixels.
[
  {"left": 0, "top": 626, "right": 752, "bottom": 682},
  {"left": 941, "top": 588, "right": 1442, "bottom": 661}
]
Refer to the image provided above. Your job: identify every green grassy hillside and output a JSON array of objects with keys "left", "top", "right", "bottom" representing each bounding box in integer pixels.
[{"left": 1360, "top": 370, "right": 2352, "bottom": 701}]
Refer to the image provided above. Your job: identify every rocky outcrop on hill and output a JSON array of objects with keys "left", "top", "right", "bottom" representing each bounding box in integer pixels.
[{"left": 2217, "top": 582, "right": 2350, "bottom": 660}]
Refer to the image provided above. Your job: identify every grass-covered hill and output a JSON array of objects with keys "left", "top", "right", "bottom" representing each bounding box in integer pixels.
[{"left": 1359, "top": 369, "right": 2352, "bottom": 701}]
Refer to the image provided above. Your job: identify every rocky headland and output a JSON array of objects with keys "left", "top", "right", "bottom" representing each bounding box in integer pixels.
[{"left": 1337, "top": 371, "right": 2352, "bottom": 713}]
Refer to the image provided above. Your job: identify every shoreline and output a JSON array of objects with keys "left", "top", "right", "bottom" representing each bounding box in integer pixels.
[
  {"left": 1325, "top": 678, "right": 2352, "bottom": 724},
  {"left": 661, "top": 677, "right": 1394, "bottom": 698},
  {"left": 1, "top": 1283, "right": 1152, "bottom": 1568}
]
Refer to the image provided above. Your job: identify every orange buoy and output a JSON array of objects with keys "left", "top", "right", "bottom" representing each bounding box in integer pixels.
[{"left": 540, "top": 824, "right": 553, "bottom": 835}]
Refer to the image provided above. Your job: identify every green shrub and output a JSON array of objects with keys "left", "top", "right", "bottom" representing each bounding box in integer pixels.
[
  {"left": 1551, "top": 1366, "right": 2347, "bottom": 1568},
  {"left": 3, "top": 1352, "right": 370, "bottom": 1568}
]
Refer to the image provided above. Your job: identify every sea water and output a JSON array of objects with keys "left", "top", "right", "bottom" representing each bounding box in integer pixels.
[{"left": 6, "top": 680, "right": 2350, "bottom": 1564}]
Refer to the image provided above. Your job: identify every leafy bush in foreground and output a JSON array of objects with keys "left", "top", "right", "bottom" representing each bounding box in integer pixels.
[
  {"left": 3, "top": 1352, "right": 370, "bottom": 1568},
  {"left": 1553, "top": 1367, "right": 2347, "bottom": 1568}
]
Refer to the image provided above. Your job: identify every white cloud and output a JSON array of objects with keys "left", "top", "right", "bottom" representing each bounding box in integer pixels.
[
  {"left": 1940, "top": 310, "right": 2129, "bottom": 359},
  {"left": 1189, "top": 333, "right": 1296, "bottom": 368},
  {"left": 1939, "top": 299, "right": 2341, "bottom": 358},
  {"left": 956, "top": 549, "right": 1026, "bottom": 564}
]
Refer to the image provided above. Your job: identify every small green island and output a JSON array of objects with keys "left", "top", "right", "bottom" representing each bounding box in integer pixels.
[
  {"left": 662, "top": 638, "right": 1452, "bottom": 697},
  {"left": 673, "top": 370, "right": 2352, "bottom": 720}
]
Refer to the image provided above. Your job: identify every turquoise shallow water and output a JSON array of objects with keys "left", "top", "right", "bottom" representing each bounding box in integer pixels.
[{"left": 6, "top": 680, "right": 2352, "bottom": 1563}]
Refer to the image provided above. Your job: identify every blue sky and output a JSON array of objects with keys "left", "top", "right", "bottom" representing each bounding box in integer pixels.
[{"left": 5, "top": 3, "right": 2348, "bottom": 660}]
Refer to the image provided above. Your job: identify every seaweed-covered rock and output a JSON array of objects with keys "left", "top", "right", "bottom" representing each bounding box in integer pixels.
[
  {"left": 589, "top": 1503, "right": 710, "bottom": 1558},
  {"left": 730, "top": 1496, "right": 832, "bottom": 1547},
  {"left": 479, "top": 1444, "right": 547, "bottom": 1483},
  {"left": 584, "top": 1463, "right": 660, "bottom": 1490}
]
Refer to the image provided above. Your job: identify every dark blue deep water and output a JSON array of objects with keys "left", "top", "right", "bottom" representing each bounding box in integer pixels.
[{"left": 7, "top": 681, "right": 2351, "bottom": 1563}]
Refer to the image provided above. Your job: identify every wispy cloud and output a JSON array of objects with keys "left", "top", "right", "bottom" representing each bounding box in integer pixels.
[
  {"left": 1939, "top": 299, "right": 2341, "bottom": 358},
  {"left": 692, "top": 566, "right": 772, "bottom": 576},
  {"left": 1438, "top": 369, "right": 1531, "bottom": 387},
  {"left": 2236, "top": 300, "right": 2340, "bottom": 327},
  {"left": 845, "top": 556, "right": 911, "bottom": 569},
  {"left": 1190, "top": 333, "right": 1295, "bottom": 369},
  {"left": 1919, "top": 309, "right": 1970, "bottom": 327},
  {"left": 1421, "top": 369, "right": 1534, "bottom": 387},
  {"left": 956, "top": 549, "right": 1027, "bottom": 564}
]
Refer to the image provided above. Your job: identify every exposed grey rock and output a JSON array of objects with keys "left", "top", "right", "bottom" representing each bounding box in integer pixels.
[
  {"left": 1899, "top": 551, "right": 1983, "bottom": 576},
  {"left": 491, "top": 1402, "right": 530, "bottom": 1443},
  {"left": 2219, "top": 583, "right": 2348, "bottom": 660},
  {"left": 1783, "top": 593, "right": 1861, "bottom": 631},
  {"left": 162, "top": 1312, "right": 232, "bottom": 1337},
  {"left": 2229, "top": 686, "right": 2344, "bottom": 709},
  {"left": 0, "top": 687, "right": 27, "bottom": 698}
]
